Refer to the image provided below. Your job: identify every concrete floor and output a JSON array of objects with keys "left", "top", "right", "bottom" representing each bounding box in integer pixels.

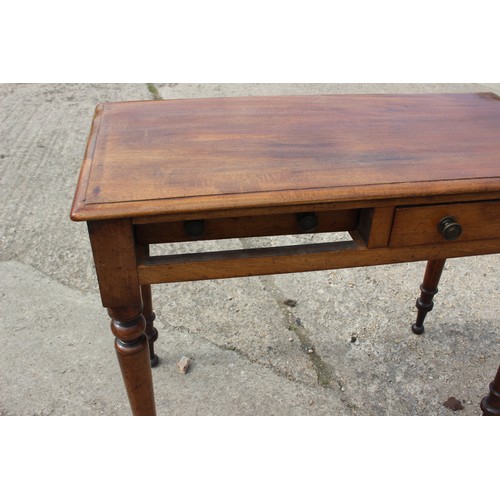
[{"left": 0, "top": 83, "right": 498, "bottom": 415}]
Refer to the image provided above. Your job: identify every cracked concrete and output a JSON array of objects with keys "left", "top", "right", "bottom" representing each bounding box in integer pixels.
[{"left": 0, "top": 83, "right": 498, "bottom": 415}]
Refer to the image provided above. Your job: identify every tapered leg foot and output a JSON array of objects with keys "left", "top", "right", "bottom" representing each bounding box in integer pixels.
[
  {"left": 480, "top": 364, "right": 500, "bottom": 416},
  {"left": 150, "top": 352, "right": 159, "bottom": 368},
  {"left": 141, "top": 284, "right": 159, "bottom": 367},
  {"left": 412, "top": 259, "right": 446, "bottom": 335},
  {"left": 411, "top": 322, "right": 426, "bottom": 335}
]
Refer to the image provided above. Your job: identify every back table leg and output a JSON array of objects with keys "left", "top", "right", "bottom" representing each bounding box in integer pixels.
[
  {"left": 141, "top": 284, "right": 159, "bottom": 367},
  {"left": 412, "top": 259, "right": 446, "bottom": 334},
  {"left": 481, "top": 364, "right": 500, "bottom": 416}
]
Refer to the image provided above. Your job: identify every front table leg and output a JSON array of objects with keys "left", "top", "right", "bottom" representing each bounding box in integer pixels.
[
  {"left": 88, "top": 219, "right": 157, "bottom": 416},
  {"left": 109, "top": 306, "right": 157, "bottom": 415},
  {"left": 412, "top": 259, "right": 446, "bottom": 334},
  {"left": 481, "top": 364, "right": 500, "bottom": 416}
]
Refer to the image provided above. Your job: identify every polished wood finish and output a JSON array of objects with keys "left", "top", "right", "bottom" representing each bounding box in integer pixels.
[
  {"left": 87, "top": 219, "right": 141, "bottom": 308},
  {"left": 134, "top": 209, "right": 359, "bottom": 244},
  {"left": 137, "top": 245, "right": 159, "bottom": 367},
  {"left": 71, "top": 93, "right": 500, "bottom": 222},
  {"left": 412, "top": 259, "right": 446, "bottom": 335},
  {"left": 357, "top": 206, "right": 395, "bottom": 248},
  {"left": 138, "top": 238, "right": 500, "bottom": 285},
  {"left": 71, "top": 93, "right": 500, "bottom": 415},
  {"left": 141, "top": 284, "right": 159, "bottom": 367},
  {"left": 390, "top": 201, "right": 500, "bottom": 247},
  {"left": 110, "top": 307, "right": 156, "bottom": 416},
  {"left": 87, "top": 219, "right": 156, "bottom": 415}
]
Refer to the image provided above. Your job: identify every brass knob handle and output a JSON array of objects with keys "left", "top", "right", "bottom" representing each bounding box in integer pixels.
[
  {"left": 438, "top": 216, "right": 462, "bottom": 241},
  {"left": 184, "top": 220, "right": 205, "bottom": 238},
  {"left": 297, "top": 212, "right": 317, "bottom": 232}
]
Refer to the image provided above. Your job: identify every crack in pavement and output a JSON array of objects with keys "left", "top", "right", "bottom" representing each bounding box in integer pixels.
[
  {"left": 235, "top": 238, "right": 358, "bottom": 412},
  {"left": 254, "top": 274, "right": 359, "bottom": 413},
  {"left": 165, "top": 323, "right": 352, "bottom": 402},
  {"left": 147, "top": 83, "right": 162, "bottom": 100}
]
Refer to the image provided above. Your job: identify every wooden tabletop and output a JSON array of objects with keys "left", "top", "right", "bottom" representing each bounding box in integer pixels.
[{"left": 71, "top": 93, "right": 500, "bottom": 221}]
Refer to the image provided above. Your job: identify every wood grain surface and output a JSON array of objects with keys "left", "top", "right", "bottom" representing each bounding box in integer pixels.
[{"left": 71, "top": 93, "right": 500, "bottom": 221}]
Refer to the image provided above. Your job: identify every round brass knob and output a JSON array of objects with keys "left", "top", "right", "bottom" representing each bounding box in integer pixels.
[
  {"left": 438, "top": 216, "right": 462, "bottom": 241},
  {"left": 184, "top": 220, "right": 205, "bottom": 238},
  {"left": 297, "top": 212, "right": 317, "bottom": 232}
]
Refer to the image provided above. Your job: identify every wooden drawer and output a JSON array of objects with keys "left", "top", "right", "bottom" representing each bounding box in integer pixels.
[{"left": 389, "top": 200, "right": 500, "bottom": 247}]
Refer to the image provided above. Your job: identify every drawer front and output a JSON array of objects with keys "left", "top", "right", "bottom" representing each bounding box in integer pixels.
[{"left": 389, "top": 200, "right": 500, "bottom": 247}]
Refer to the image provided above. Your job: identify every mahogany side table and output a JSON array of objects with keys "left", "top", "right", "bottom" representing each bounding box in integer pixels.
[{"left": 70, "top": 93, "right": 500, "bottom": 416}]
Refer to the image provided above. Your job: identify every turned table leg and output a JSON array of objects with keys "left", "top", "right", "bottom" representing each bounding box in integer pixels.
[
  {"left": 141, "top": 284, "right": 159, "bottom": 367},
  {"left": 109, "top": 306, "right": 156, "bottom": 415},
  {"left": 88, "top": 219, "right": 157, "bottom": 416},
  {"left": 480, "top": 364, "right": 500, "bottom": 416},
  {"left": 412, "top": 259, "right": 446, "bottom": 334}
]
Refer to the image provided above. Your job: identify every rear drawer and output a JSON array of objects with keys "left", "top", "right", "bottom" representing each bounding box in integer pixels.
[{"left": 389, "top": 200, "right": 500, "bottom": 247}]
